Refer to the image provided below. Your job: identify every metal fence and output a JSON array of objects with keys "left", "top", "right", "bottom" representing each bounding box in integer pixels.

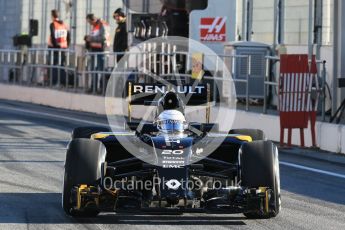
[{"left": 0, "top": 47, "right": 327, "bottom": 115}]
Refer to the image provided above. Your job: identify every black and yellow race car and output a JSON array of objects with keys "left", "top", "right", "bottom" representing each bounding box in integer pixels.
[{"left": 62, "top": 82, "right": 281, "bottom": 219}]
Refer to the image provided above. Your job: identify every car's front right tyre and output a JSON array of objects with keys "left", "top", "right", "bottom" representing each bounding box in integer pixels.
[{"left": 62, "top": 138, "right": 106, "bottom": 217}]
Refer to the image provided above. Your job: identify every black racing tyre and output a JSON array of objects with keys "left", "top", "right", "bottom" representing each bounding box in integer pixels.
[
  {"left": 62, "top": 139, "right": 107, "bottom": 217},
  {"left": 229, "top": 129, "right": 266, "bottom": 141},
  {"left": 239, "top": 140, "right": 281, "bottom": 219},
  {"left": 71, "top": 126, "right": 110, "bottom": 139}
]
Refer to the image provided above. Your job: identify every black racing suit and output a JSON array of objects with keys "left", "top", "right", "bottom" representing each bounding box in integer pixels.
[{"left": 113, "top": 20, "right": 128, "bottom": 62}]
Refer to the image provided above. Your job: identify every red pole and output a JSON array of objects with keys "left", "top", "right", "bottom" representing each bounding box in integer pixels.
[
  {"left": 310, "top": 112, "right": 317, "bottom": 147},
  {"left": 300, "top": 128, "right": 305, "bottom": 147},
  {"left": 280, "top": 126, "right": 285, "bottom": 146},
  {"left": 288, "top": 128, "right": 292, "bottom": 147}
]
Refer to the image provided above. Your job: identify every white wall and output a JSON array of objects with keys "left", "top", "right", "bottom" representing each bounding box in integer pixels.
[
  {"left": 252, "top": 0, "right": 275, "bottom": 44},
  {"left": 284, "top": 0, "right": 310, "bottom": 45}
]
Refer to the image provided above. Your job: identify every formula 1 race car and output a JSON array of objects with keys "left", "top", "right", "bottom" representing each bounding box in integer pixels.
[{"left": 62, "top": 82, "right": 281, "bottom": 219}]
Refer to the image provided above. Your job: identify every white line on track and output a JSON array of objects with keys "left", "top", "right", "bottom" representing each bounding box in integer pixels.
[
  {"left": 0, "top": 105, "right": 107, "bottom": 127},
  {"left": 280, "top": 161, "right": 345, "bottom": 179},
  {"left": 2, "top": 104, "right": 345, "bottom": 180}
]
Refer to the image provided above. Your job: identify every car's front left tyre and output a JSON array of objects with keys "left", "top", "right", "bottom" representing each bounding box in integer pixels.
[{"left": 239, "top": 140, "right": 281, "bottom": 219}]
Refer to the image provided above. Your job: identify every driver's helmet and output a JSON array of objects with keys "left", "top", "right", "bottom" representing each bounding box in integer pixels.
[{"left": 155, "top": 110, "right": 187, "bottom": 133}]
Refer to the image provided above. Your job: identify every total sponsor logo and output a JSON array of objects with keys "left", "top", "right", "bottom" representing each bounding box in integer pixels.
[{"left": 200, "top": 17, "right": 227, "bottom": 42}]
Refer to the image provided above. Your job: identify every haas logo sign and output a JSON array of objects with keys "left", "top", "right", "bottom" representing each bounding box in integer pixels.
[{"left": 200, "top": 17, "right": 227, "bottom": 42}]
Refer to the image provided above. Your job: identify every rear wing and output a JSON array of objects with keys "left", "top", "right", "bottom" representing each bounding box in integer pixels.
[{"left": 125, "top": 81, "right": 212, "bottom": 123}]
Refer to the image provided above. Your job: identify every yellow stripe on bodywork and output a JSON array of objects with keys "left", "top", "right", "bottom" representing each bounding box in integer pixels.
[
  {"left": 91, "top": 132, "right": 134, "bottom": 140},
  {"left": 234, "top": 135, "right": 253, "bottom": 142},
  {"left": 91, "top": 133, "right": 110, "bottom": 139}
]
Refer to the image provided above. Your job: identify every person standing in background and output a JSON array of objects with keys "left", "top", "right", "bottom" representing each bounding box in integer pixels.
[
  {"left": 48, "top": 9, "right": 70, "bottom": 86},
  {"left": 113, "top": 8, "right": 128, "bottom": 63},
  {"left": 85, "top": 14, "right": 110, "bottom": 93}
]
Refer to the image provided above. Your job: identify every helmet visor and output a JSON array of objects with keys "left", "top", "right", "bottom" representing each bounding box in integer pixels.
[{"left": 157, "top": 120, "right": 185, "bottom": 132}]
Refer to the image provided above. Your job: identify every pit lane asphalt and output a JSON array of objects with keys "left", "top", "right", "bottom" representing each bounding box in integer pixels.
[{"left": 0, "top": 99, "right": 345, "bottom": 230}]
